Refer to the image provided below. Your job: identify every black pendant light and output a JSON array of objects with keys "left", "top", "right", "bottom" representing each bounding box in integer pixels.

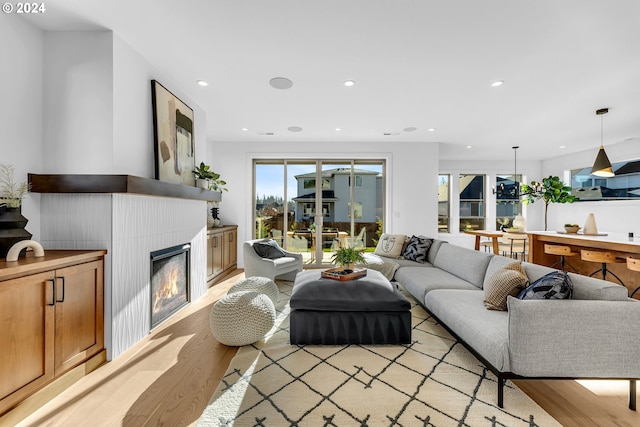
[{"left": 591, "top": 108, "right": 614, "bottom": 177}]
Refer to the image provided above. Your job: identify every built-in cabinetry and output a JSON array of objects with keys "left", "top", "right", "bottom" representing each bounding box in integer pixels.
[
  {"left": 207, "top": 225, "right": 237, "bottom": 284},
  {"left": 0, "top": 250, "right": 106, "bottom": 416}
]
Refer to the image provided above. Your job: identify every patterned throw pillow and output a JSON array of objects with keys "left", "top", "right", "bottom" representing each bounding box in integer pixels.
[
  {"left": 518, "top": 271, "right": 573, "bottom": 300},
  {"left": 402, "top": 235, "right": 434, "bottom": 263},
  {"left": 373, "top": 234, "right": 407, "bottom": 258},
  {"left": 484, "top": 262, "right": 529, "bottom": 311}
]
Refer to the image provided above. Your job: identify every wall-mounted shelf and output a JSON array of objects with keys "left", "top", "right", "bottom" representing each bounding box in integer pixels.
[{"left": 28, "top": 174, "right": 222, "bottom": 202}]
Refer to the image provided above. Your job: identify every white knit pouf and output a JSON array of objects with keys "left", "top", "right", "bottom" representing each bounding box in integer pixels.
[
  {"left": 228, "top": 276, "right": 279, "bottom": 305},
  {"left": 209, "top": 291, "right": 276, "bottom": 346}
]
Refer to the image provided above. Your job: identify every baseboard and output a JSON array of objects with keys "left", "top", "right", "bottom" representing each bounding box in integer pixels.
[{"left": 0, "top": 350, "right": 107, "bottom": 427}]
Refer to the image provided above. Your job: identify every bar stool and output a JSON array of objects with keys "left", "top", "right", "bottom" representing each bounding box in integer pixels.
[
  {"left": 627, "top": 257, "right": 640, "bottom": 298},
  {"left": 580, "top": 250, "right": 626, "bottom": 285},
  {"left": 544, "top": 244, "right": 579, "bottom": 272}
]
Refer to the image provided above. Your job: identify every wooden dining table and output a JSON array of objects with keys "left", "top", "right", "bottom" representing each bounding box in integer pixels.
[{"left": 464, "top": 229, "right": 504, "bottom": 254}]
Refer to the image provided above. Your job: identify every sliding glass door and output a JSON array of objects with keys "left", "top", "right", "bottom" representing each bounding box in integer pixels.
[{"left": 254, "top": 159, "right": 385, "bottom": 267}]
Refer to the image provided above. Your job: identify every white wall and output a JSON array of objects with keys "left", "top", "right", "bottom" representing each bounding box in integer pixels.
[
  {"left": 208, "top": 141, "right": 439, "bottom": 266},
  {"left": 0, "top": 14, "right": 43, "bottom": 240},
  {"left": 43, "top": 32, "right": 114, "bottom": 173},
  {"left": 542, "top": 139, "right": 640, "bottom": 235}
]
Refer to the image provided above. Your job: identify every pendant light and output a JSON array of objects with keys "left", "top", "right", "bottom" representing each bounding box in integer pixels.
[{"left": 591, "top": 108, "right": 614, "bottom": 177}]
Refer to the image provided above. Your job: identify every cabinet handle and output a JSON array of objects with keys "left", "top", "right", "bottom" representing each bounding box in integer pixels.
[
  {"left": 230, "top": 234, "right": 234, "bottom": 243},
  {"left": 214, "top": 236, "right": 219, "bottom": 248},
  {"left": 47, "top": 279, "right": 56, "bottom": 306},
  {"left": 56, "top": 276, "right": 66, "bottom": 303}
]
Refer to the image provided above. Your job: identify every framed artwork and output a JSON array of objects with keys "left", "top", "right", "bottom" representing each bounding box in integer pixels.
[{"left": 151, "top": 80, "right": 195, "bottom": 186}]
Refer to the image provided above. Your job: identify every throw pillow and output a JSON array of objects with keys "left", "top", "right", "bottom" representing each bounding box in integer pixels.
[
  {"left": 484, "top": 262, "right": 529, "bottom": 311},
  {"left": 401, "top": 235, "right": 434, "bottom": 263},
  {"left": 374, "top": 234, "right": 407, "bottom": 258},
  {"left": 518, "top": 271, "right": 573, "bottom": 300},
  {"left": 253, "top": 240, "right": 286, "bottom": 259}
]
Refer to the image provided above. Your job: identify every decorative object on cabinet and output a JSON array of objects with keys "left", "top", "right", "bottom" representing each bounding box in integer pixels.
[
  {"left": 5, "top": 239, "right": 44, "bottom": 262},
  {"left": 0, "top": 164, "right": 30, "bottom": 208},
  {"left": 0, "top": 250, "right": 106, "bottom": 418},
  {"left": 151, "top": 80, "right": 195, "bottom": 187},
  {"left": 520, "top": 175, "right": 577, "bottom": 231},
  {"left": 207, "top": 225, "right": 238, "bottom": 285}
]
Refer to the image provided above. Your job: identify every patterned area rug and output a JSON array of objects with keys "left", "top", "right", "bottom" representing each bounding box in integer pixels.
[{"left": 198, "top": 281, "right": 561, "bottom": 426}]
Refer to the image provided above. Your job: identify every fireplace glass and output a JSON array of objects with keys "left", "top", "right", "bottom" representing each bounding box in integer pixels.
[{"left": 150, "top": 243, "right": 190, "bottom": 329}]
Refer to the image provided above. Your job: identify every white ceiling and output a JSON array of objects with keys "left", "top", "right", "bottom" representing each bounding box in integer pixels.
[{"left": 21, "top": 0, "right": 640, "bottom": 160}]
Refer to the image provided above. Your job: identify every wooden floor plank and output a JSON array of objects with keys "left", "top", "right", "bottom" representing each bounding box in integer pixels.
[{"left": 6, "top": 269, "right": 639, "bottom": 427}]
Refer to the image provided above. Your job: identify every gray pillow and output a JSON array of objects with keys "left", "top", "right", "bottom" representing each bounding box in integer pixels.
[{"left": 253, "top": 240, "right": 286, "bottom": 259}]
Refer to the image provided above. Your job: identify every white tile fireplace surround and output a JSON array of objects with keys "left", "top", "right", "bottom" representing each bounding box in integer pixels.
[{"left": 40, "top": 193, "right": 207, "bottom": 359}]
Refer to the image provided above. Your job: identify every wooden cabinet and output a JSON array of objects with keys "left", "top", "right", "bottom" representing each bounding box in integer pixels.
[
  {"left": 207, "top": 225, "right": 237, "bottom": 284},
  {"left": 0, "top": 250, "right": 105, "bottom": 415}
]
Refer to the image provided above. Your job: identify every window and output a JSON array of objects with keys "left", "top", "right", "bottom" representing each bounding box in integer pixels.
[
  {"left": 459, "top": 174, "right": 485, "bottom": 231},
  {"left": 571, "top": 160, "right": 640, "bottom": 200},
  {"left": 495, "top": 174, "right": 522, "bottom": 230},
  {"left": 438, "top": 175, "right": 450, "bottom": 233},
  {"left": 348, "top": 176, "right": 363, "bottom": 187}
]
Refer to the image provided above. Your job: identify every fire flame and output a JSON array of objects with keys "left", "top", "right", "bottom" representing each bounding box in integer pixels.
[{"left": 153, "top": 266, "right": 180, "bottom": 314}]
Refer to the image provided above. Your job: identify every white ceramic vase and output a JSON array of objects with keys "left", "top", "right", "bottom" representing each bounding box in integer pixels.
[{"left": 583, "top": 212, "right": 599, "bottom": 235}]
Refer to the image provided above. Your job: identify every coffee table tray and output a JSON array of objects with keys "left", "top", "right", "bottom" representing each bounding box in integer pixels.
[{"left": 321, "top": 267, "right": 367, "bottom": 281}]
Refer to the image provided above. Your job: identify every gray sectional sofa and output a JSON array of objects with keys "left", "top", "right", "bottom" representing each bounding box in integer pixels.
[{"left": 367, "top": 239, "right": 640, "bottom": 409}]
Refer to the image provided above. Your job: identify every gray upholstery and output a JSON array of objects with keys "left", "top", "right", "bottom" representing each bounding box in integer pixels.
[
  {"left": 243, "top": 239, "right": 303, "bottom": 281},
  {"left": 395, "top": 267, "right": 478, "bottom": 305},
  {"left": 426, "top": 290, "right": 510, "bottom": 371},
  {"left": 508, "top": 297, "right": 640, "bottom": 377},
  {"left": 433, "top": 242, "right": 492, "bottom": 288}
]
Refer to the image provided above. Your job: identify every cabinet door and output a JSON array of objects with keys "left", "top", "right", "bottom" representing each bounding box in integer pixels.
[
  {"left": 223, "top": 229, "right": 237, "bottom": 270},
  {"left": 54, "top": 260, "right": 104, "bottom": 375},
  {"left": 212, "top": 232, "right": 224, "bottom": 276},
  {"left": 206, "top": 234, "right": 215, "bottom": 278},
  {"left": 0, "top": 271, "right": 55, "bottom": 413}
]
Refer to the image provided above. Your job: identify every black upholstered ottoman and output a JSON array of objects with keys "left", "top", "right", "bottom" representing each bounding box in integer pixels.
[{"left": 289, "top": 269, "right": 411, "bottom": 345}]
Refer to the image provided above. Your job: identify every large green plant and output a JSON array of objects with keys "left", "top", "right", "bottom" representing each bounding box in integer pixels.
[{"left": 520, "top": 175, "right": 577, "bottom": 231}]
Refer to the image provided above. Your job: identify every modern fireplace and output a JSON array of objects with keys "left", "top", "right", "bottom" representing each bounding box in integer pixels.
[{"left": 150, "top": 243, "right": 190, "bottom": 329}]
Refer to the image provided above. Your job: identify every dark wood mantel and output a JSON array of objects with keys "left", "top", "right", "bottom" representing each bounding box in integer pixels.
[{"left": 28, "top": 174, "right": 222, "bottom": 202}]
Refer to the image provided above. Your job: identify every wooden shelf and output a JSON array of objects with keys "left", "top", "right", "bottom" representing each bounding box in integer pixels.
[{"left": 28, "top": 174, "right": 221, "bottom": 202}]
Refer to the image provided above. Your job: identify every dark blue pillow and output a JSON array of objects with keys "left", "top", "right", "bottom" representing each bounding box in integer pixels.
[
  {"left": 402, "top": 235, "right": 433, "bottom": 263},
  {"left": 253, "top": 240, "right": 286, "bottom": 259},
  {"left": 517, "top": 271, "right": 572, "bottom": 300}
]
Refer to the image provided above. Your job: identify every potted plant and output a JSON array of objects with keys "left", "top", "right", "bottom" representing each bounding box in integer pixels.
[
  {"left": 0, "top": 163, "right": 30, "bottom": 208},
  {"left": 330, "top": 246, "right": 366, "bottom": 272},
  {"left": 520, "top": 175, "right": 577, "bottom": 231},
  {"left": 0, "top": 164, "right": 32, "bottom": 258},
  {"left": 193, "top": 162, "right": 228, "bottom": 192}
]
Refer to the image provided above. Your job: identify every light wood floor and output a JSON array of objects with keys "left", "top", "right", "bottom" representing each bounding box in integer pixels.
[{"left": 5, "top": 269, "right": 640, "bottom": 427}]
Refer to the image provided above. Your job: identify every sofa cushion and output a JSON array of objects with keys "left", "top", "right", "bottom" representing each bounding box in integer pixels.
[
  {"left": 433, "top": 243, "right": 493, "bottom": 288},
  {"left": 360, "top": 253, "right": 400, "bottom": 280},
  {"left": 395, "top": 267, "right": 478, "bottom": 305},
  {"left": 374, "top": 234, "right": 407, "bottom": 258},
  {"left": 484, "top": 262, "right": 529, "bottom": 310},
  {"left": 518, "top": 271, "right": 572, "bottom": 300},
  {"left": 401, "top": 235, "right": 433, "bottom": 263},
  {"left": 427, "top": 239, "right": 446, "bottom": 265},
  {"left": 253, "top": 239, "right": 286, "bottom": 259},
  {"left": 568, "top": 272, "right": 629, "bottom": 301},
  {"left": 425, "top": 289, "right": 511, "bottom": 372}
]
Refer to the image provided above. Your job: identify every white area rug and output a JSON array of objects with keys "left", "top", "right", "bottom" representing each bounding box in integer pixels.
[{"left": 198, "top": 281, "right": 561, "bottom": 426}]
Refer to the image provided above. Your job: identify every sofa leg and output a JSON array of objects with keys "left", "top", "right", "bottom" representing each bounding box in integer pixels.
[
  {"left": 630, "top": 380, "right": 637, "bottom": 411},
  {"left": 498, "top": 376, "right": 505, "bottom": 408}
]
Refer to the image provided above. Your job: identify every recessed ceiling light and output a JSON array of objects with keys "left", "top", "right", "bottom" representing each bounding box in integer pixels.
[
  {"left": 241, "top": 128, "right": 248, "bottom": 131},
  {"left": 269, "top": 77, "right": 293, "bottom": 90},
  {"left": 466, "top": 145, "right": 473, "bottom": 149},
  {"left": 428, "top": 128, "right": 436, "bottom": 132},
  {"left": 344, "top": 80, "right": 356, "bottom": 87},
  {"left": 335, "top": 128, "right": 342, "bottom": 131},
  {"left": 559, "top": 145, "right": 566, "bottom": 149},
  {"left": 491, "top": 80, "right": 504, "bottom": 87},
  {"left": 288, "top": 126, "right": 303, "bottom": 132},
  {"left": 196, "top": 80, "right": 208, "bottom": 87},
  {"left": 403, "top": 127, "right": 417, "bottom": 132}
]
